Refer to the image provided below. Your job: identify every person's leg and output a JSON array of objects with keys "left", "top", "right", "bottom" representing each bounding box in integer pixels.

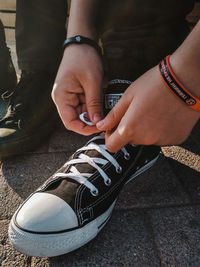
[
  {"left": 0, "top": 20, "right": 17, "bottom": 119},
  {"left": 0, "top": 0, "right": 68, "bottom": 157},
  {"left": 99, "top": 0, "right": 194, "bottom": 87},
  {"left": 16, "top": 0, "right": 67, "bottom": 72}
]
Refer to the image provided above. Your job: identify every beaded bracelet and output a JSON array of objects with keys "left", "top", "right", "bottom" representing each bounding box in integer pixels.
[{"left": 159, "top": 55, "right": 200, "bottom": 111}]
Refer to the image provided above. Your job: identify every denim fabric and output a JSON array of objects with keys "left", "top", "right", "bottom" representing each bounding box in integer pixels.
[
  {"left": 98, "top": 0, "right": 195, "bottom": 82},
  {"left": 14, "top": 0, "right": 195, "bottom": 72},
  {"left": 96, "top": 0, "right": 195, "bottom": 34},
  {"left": 16, "top": 0, "right": 68, "bottom": 71}
]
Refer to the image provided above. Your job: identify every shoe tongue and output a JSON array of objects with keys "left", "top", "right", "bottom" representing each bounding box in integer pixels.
[
  {"left": 71, "top": 78, "right": 132, "bottom": 174},
  {"left": 104, "top": 79, "right": 132, "bottom": 114}
]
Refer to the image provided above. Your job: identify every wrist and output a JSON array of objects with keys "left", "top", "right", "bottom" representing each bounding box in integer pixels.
[
  {"left": 63, "top": 35, "right": 102, "bottom": 57},
  {"left": 170, "top": 53, "right": 200, "bottom": 99},
  {"left": 170, "top": 22, "right": 200, "bottom": 99},
  {"left": 67, "top": 26, "right": 98, "bottom": 41}
]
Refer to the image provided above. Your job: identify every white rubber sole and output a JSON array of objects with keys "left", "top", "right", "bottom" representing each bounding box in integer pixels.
[
  {"left": 9, "top": 201, "right": 116, "bottom": 258},
  {"left": 9, "top": 155, "right": 159, "bottom": 257}
]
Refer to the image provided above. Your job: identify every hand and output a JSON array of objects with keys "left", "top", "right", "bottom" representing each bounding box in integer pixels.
[
  {"left": 52, "top": 44, "right": 104, "bottom": 135},
  {"left": 96, "top": 66, "right": 200, "bottom": 152}
]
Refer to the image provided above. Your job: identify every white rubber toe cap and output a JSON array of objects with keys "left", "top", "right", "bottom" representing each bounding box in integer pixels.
[{"left": 16, "top": 192, "right": 78, "bottom": 232}]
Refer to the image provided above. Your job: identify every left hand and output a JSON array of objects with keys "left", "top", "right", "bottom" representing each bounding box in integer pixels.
[
  {"left": 52, "top": 44, "right": 104, "bottom": 135},
  {"left": 96, "top": 66, "right": 200, "bottom": 152}
]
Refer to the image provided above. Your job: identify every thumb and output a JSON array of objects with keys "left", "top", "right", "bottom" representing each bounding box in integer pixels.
[
  {"left": 84, "top": 77, "right": 104, "bottom": 124},
  {"left": 96, "top": 92, "right": 131, "bottom": 131}
]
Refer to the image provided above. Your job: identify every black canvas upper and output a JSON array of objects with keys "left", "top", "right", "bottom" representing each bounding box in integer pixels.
[{"left": 30, "top": 136, "right": 161, "bottom": 229}]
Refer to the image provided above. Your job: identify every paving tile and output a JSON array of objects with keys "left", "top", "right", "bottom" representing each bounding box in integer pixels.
[
  {"left": 116, "top": 154, "right": 190, "bottom": 210},
  {"left": 49, "top": 209, "right": 160, "bottom": 267},
  {"left": 31, "top": 258, "right": 50, "bottom": 267},
  {"left": 162, "top": 143, "right": 200, "bottom": 173},
  {"left": 0, "top": 220, "right": 31, "bottom": 267},
  {"left": 162, "top": 145, "right": 200, "bottom": 204},
  {"left": 190, "top": 120, "right": 200, "bottom": 147},
  {"left": 150, "top": 206, "right": 200, "bottom": 266},
  {"left": 27, "top": 138, "right": 50, "bottom": 154},
  {"left": 0, "top": 220, "right": 50, "bottom": 267},
  {"left": 168, "top": 158, "right": 200, "bottom": 204},
  {"left": 0, "top": 152, "right": 68, "bottom": 220},
  {"left": 48, "top": 123, "right": 90, "bottom": 153}
]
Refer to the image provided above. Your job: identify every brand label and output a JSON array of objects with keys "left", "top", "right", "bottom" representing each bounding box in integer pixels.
[{"left": 105, "top": 94, "right": 123, "bottom": 110}]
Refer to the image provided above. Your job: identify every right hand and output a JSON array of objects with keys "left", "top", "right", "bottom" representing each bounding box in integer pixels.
[{"left": 52, "top": 44, "right": 104, "bottom": 135}]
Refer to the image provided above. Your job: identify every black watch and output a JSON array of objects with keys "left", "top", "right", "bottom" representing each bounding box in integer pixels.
[{"left": 63, "top": 35, "right": 102, "bottom": 56}]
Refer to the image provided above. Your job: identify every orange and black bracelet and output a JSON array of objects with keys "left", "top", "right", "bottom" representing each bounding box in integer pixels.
[{"left": 159, "top": 55, "right": 200, "bottom": 111}]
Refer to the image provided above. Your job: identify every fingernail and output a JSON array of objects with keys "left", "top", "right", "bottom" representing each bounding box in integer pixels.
[
  {"left": 93, "top": 113, "right": 102, "bottom": 123},
  {"left": 96, "top": 120, "right": 104, "bottom": 129}
]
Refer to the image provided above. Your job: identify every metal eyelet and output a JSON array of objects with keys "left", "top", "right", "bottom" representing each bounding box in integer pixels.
[
  {"left": 116, "top": 166, "right": 122, "bottom": 174},
  {"left": 145, "top": 159, "right": 149, "bottom": 164},
  {"left": 136, "top": 166, "right": 140, "bottom": 171},
  {"left": 90, "top": 189, "right": 99, "bottom": 197},
  {"left": 124, "top": 153, "right": 130, "bottom": 160},
  {"left": 105, "top": 178, "right": 112, "bottom": 186}
]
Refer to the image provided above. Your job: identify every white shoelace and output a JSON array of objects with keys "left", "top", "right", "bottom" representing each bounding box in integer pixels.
[{"left": 54, "top": 136, "right": 130, "bottom": 196}]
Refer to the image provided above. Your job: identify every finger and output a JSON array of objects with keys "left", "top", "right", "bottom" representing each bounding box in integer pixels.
[
  {"left": 52, "top": 86, "right": 79, "bottom": 126},
  {"left": 68, "top": 121, "right": 101, "bottom": 136},
  {"left": 52, "top": 85, "right": 98, "bottom": 135},
  {"left": 57, "top": 99, "right": 101, "bottom": 135},
  {"left": 84, "top": 74, "right": 104, "bottom": 124},
  {"left": 96, "top": 91, "right": 132, "bottom": 131},
  {"left": 78, "top": 93, "right": 86, "bottom": 105},
  {"left": 106, "top": 100, "right": 159, "bottom": 148},
  {"left": 105, "top": 121, "right": 130, "bottom": 152},
  {"left": 58, "top": 102, "right": 100, "bottom": 135},
  {"left": 104, "top": 101, "right": 136, "bottom": 152}
]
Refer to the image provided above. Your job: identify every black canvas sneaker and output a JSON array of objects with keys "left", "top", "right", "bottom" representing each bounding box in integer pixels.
[
  {"left": 9, "top": 79, "right": 161, "bottom": 257},
  {"left": 9, "top": 134, "right": 160, "bottom": 257},
  {"left": 0, "top": 70, "right": 58, "bottom": 157}
]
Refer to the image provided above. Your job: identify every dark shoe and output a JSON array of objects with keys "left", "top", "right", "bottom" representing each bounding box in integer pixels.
[
  {"left": 9, "top": 132, "right": 160, "bottom": 257},
  {"left": 0, "top": 70, "right": 58, "bottom": 157},
  {"left": 0, "top": 21, "right": 17, "bottom": 118}
]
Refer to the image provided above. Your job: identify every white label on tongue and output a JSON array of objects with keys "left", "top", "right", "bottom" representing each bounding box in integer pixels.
[{"left": 105, "top": 94, "right": 123, "bottom": 110}]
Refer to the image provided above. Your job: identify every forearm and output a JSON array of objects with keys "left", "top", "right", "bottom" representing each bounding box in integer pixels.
[
  {"left": 171, "top": 20, "right": 200, "bottom": 98},
  {"left": 67, "top": 0, "right": 100, "bottom": 40}
]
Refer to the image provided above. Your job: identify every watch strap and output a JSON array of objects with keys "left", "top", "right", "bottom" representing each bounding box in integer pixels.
[{"left": 63, "top": 35, "right": 102, "bottom": 56}]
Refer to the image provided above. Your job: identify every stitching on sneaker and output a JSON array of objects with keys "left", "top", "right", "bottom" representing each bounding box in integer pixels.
[{"left": 77, "top": 146, "right": 144, "bottom": 214}]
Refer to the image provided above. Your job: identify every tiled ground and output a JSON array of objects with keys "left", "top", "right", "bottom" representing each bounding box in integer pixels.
[{"left": 0, "top": 120, "right": 200, "bottom": 267}]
